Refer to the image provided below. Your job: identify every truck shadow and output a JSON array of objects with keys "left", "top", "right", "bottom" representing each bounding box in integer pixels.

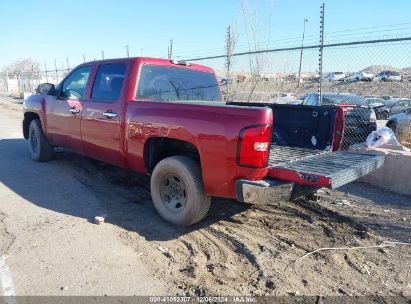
[
  {"left": 1, "top": 138, "right": 409, "bottom": 243},
  {"left": 0, "top": 138, "right": 251, "bottom": 241}
]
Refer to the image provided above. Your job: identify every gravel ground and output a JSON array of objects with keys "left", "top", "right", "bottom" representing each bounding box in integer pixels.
[{"left": 0, "top": 95, "right": 410, "bottom": 298}]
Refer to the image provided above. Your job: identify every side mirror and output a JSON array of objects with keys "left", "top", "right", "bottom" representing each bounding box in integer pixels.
[{"left": 37, "top": 83, "right": 55, "bottom": 95}]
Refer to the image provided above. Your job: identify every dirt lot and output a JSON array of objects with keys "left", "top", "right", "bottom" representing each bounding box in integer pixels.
[{"left": 0, "top": 95, "right": 410, "bottom": 298}]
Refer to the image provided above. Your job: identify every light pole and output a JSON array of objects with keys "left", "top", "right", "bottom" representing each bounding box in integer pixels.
[{"left": 297, "top": 18, "right": 309, "bottom": 88}]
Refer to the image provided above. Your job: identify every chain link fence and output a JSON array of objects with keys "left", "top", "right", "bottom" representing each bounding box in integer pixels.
[
  {"left": 186, "top": 37, "right": 411, "bottom": 149},
  {"left": 0, "top": 68, "right": 70, "bottom": 98},
  {"left": 0, "top": 36, "right": 410, "bottom": 149}
]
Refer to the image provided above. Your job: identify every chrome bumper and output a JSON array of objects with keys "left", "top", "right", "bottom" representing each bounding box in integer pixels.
[{"left": 235, "top": 179, "right": 295, "bottom": 204}]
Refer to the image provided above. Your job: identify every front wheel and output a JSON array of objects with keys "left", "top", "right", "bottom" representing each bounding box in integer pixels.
[
  {"left": 150, "top": 156, "right": 211, "bottom": 226},
  {"left": 28, "top": 119, "right": 54, "bottom": 162}
]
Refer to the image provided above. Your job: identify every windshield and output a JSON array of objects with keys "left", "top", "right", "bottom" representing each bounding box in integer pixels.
[
  {"left": 322, "top": 94, "right": 367, "bottom": 106},
  {"left": 137, "top": 65, "right": 222, "bottom": 102}
]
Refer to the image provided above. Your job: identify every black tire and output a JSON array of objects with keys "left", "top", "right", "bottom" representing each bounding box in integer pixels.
[
  {"left": 150, "top": 156, "right": 211, "bottom": 226},
  {"left": 28, "top": 119, "right": 54, "bottom": 162}
]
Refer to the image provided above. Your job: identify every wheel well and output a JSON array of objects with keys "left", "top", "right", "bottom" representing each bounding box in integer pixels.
[
  {"left": 144, "top": 138, "right": 200, "bottom": 174},
  {"left": 23, "top": 112, "right": 40, "bottom": 139}
]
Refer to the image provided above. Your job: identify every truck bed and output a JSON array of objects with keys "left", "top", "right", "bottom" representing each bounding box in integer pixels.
[{"left": 268, "top": 145, "right": 385, "bottom": 189}]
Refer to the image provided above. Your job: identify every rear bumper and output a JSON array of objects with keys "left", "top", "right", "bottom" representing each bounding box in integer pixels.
[{"left": 236, "top": 179, "right": 295, "bottom": 204}]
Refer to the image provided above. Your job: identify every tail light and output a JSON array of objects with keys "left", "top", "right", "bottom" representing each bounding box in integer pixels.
[{"left": 237, "top": 124, "right": 272, "bottom": 168}]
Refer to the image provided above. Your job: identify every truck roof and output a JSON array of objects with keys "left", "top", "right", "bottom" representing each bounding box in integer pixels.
[{"left": 83, "top": 57, "right": 214, "bottom": 73}]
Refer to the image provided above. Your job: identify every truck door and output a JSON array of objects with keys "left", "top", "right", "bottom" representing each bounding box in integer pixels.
[
  {"left": 46, "top": 65, "right": 92, "bottom": 153},
  {"left": 81, "top": 62, "right": 128, "bottom": 167}
]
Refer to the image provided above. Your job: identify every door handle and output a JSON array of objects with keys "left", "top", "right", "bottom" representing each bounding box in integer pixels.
[
  {"left": 103, "top": 111, "right": 118, "bottom": 118},
  {"left": 69, "top": 108, "right": 80, "bottom": 114}
]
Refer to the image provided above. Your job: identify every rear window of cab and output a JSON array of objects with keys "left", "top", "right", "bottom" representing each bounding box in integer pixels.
[{"left": 136, "top": 65, "right": 221, "bottom": 102}]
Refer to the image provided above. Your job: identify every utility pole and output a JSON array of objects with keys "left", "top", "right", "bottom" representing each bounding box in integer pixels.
[
  {"left": 54, "top": 59, "right": 58, "bottom": 83},
  {"left": 297, "top": 18, "right": 309, "bottom": 88},
  {"left": 168, "top": 39, "right": 173, "bottom": 59},
  {"left": 82, "top": 54, "right": 86, "bottom": 63},
  {"left": 66, "top": 57, "right": 70, "bottom": 72},
  {"left": 126, "top": 45, "right": 130, "bottom": 58},
  {"left": 318, "top": 3, "right": 325, "bottom": 102},
  {"left": 101, "top": 50, "right": 105, "bottom": 60}
]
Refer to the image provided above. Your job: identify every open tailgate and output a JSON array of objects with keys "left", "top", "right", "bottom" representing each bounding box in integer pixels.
[{"left": 267, "top": 145, "right": 385, "bottom": 189}]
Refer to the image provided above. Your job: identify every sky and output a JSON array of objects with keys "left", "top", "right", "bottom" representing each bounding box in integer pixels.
[{"left": 1, "top": 0, "right": 410, "bottom": 71}]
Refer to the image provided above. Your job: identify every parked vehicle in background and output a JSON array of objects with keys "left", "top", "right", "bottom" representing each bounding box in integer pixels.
[
  {"left": 339, "top": 74, "right": 352, "bottom": 83},
  {"left": 365, "top": 97, "right": 392, "bottom": 119},
  {"left": 405, "top": 75, "right": 411, "bottom": 82},
  {"left": 300, "top": 92, "right": 377, "bottom": 148},
  {"left": 377, "top": 95, "right": 401, "bottom": 100},
  {"left": 324, "top": 72, "right": 346, "bottom": 81},
  {"left": 283, "top": 74, "right": 298, "bottom": 82},
  {"left": 374, "top": 70, "right": 402, "bottom": 82},
  {"left": 386, "top": 110, "right": 411, "bottom": 148},
  {"left": 349, "top": 71, "right": 373, "bottom": 82},
  {"left": 307, "top": 75, "right": 320, "bottom": 83},
  {"left": 365, "top": 98, "right": 385, "bottom": 108},
  {"left": 270, "top": 92, "right": 300, "bottom": 105},
  {"left": 389, "top": 99, "right": 411, "bottom": 116},
  {"left": 219, "top": 77, "right": 233, "bottom": 85},
  {"left": 22, "top": 57, "right": 385, "bottom": 225}
]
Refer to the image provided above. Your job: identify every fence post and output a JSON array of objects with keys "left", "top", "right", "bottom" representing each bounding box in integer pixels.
[
  {"left": 37, "top": 64, "right": 40, "bottom": 89},
  {"left": 54, "top": 59, "right": 59, "bottom": 83},
  {"left": 31, "top": 64, "right": 35, "bottom": 93},
  {"left": 17, "top": 70, "right": 22, "bottom": 98},
  {"left": 318, "top": 3, "right": 325, "bottom": 102},
  {"left": 5, "top": 70, "right": 9, "bottom": 94},
  {"left": 44, "top": 62, "right": 48, "bottom": 83}
]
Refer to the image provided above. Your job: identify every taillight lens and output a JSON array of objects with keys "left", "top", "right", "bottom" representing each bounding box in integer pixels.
[{"left": 237, "top": 125, "right": 272, "bottom": 168}]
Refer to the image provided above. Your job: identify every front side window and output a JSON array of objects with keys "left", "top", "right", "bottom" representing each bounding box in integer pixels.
[
  {"left": 91, "top": 63, "right": 126, "bottom": 101},
  {"left": 61, "top": 66, "right": 91, "bottom": 99},
  {"left": 137, "top": 65, "right": 221, "bottom": 102}
]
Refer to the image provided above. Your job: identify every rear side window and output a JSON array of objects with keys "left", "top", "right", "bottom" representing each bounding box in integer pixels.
[
  {"left": 137, "top": 65, "right": 221, "bottom": 101},
  {"left": 91, "top": 63, "right": 126, "bottom": 101}
]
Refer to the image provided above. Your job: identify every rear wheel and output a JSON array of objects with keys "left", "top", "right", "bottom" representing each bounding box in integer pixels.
[
  {"left": 150, "top": 156, "right": 211, "bottom": 226},
  {"left": 28, "top": 119, "right": 54, "bottom": 162}
]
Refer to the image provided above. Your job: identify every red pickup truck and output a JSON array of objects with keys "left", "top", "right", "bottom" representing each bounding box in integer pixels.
[{"left": 23, "top": 57, "right": 384, "bottom": 226}]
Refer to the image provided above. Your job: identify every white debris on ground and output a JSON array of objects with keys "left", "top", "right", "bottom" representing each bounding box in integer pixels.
[
  {"left": 94, "top": 216, "right": 105, "bottom": 225},
  {"left": 335, "top": 199, "right": 352, "bottom": 206}
]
